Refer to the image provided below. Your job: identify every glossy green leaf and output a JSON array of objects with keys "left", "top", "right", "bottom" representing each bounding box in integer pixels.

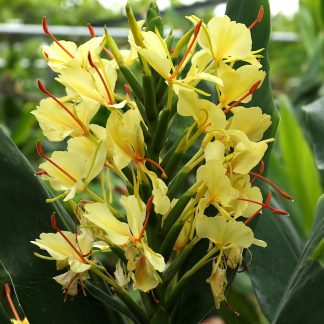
[
  {"left": 0, "top": 128, "right": 130, "bottom": 323},
  {"left": 273, "top": 195, "right": 324, "bottom": 323},
  {"left": 303, "top": 97, "right": 324, "bottom": 187},
  {"left": 277, "top": 95, "right": 322, "bottom": 235}
]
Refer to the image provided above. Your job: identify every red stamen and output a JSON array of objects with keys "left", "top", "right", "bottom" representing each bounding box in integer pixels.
[
  {"left": 43, "top": 51, "right": 49, "bottom": 59},
  {"left": 251, "top": 159, "right": 264, "bottom": 183},
  {"left": 36, "top": 141, "right": 77, "bottom": 183},
  {"left": 51, "top": 213, "right": 88, "bottom": 263},
  {"left": 248, "top": 6, "right": 264, "bottom": 30},
  {"left": 244, "top": 192, "right": 271, "bottom": 224},
  {"left": 37, "top": 80, "right": 88, "bottom": 134},
  {"left": 87, "top": 23, "right": 114, "bottom": 58},
  {"left": 64, "top": 273, "right": 79, "bottom": 298},
  {"left": 169, "top": 20, "right": 202, "bottom": 80},
  {"left": 249, "top": 172, "right": 293, "bottom": 200},
  {"left": 224, "top": 81, "right": 261, "bottom": 114},
  {"left": 4, "top": 283, "right": 21, "bottom": 321},
  {"left": 136, "top": 156, "right": 167, "bottom": 178},
  {"left": 35, "top": 170, "right": 48, "bottom": 176},
  {"left": 134, "top": 196, "right": 154, "bottom": 242},
  {"left": 88, "top": 52, "right": 114, "bottom": 105},
  {"left": 238, "top": 197, "right": 289, "bottom": 215},
  {"left": 42, "top": 17, "right": 74, "bottom": 58},
  {"left": 124, "top": 83, "right": 131, "bottom": 99}
]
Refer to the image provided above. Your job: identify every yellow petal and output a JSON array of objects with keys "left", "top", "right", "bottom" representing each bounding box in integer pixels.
[{"left": 142, "top": 243, "right": 165, "bottom": 272}]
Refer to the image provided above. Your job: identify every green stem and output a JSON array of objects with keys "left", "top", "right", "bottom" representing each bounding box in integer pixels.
[{"left": 165, "top": 246, "right": 218, "bottom": 310}]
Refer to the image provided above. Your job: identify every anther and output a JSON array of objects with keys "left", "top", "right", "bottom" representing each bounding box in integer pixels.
[
  {"left": 4, "top": 283, "right": 21, "bottom": 321},
  {"left": 224, "top": 81, "right": 261, "bottom": 114},
  {"left": 37, "top": 80, "right": 88, "bottom": 134},
  {"left": 249, "top": 171, "right": 293, "bottom": 200},
  {"left": 36, "top": 141, "right": 77, "bottom": 183},
  {"left": 136, "top": 156, "right": 167, "bottom": 178},
  {"left": 51, "top": 212, "right": 87, "bottom": 263},
  {"left": 248, "top": 6, "right": 264, "bottom": 30},
  {"left": 88, "top": 52, "right": 114, "bottom": 105},
  {"left": 42, "top": 17, "right": 74, "bottom": 58},
  {"left": 169, "top": 20, "right": 202, "bottom": 80},
  {"left": 35, "top": 170, "right": 48, "bottom": 176},
  {"left": 87, "top": 23, "right": 114, "bottom": 58},
  {"left": 124, "top": 83, "right": 131, "bottom": 99}
]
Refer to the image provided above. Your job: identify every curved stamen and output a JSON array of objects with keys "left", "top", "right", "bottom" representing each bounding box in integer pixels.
[
  {"left": 169, "top": 20, "right": 202, "bottom": 80},
  {"left": 51, "top": 213, "right": 87, "bottom": 263},
  {"left": 4, "top": 283, "right": 21, "bottom": 321},
  {"left": 36, "top": 141, "right": 77, "bottom": 183},
  {"left": 87, "top": 23, "right": 114, "bottom": 58},
  {"left": 249, "top": 171, "right": 293, "bottom": 200},
  {"left": 42, "top": 17, "right": 74, "bottom": 58},
  {"left": 88, "top": 52, "right": 114, "bottom": 105},
  {"left": 244, "top": 192, "right": 271, "bottom": 224},
  {"left": 248, "top": 6, "right": 264, "bottom": 30},
  {"left": 238, "top": 197, "right": 288, "bottom": 215},
  {"left": 251, "top": 159, "right": 264, "bottom": 183},
  {"left": 134, "top": 196, "right": 154, "bottom": 243},
  {"left": 37, "top": 80, "right": 88, "bottom": 134},
  {"left": 136, "top": 156, "right": 167, "bottom": 178},
  {"left": 224, "top": 81, "right": 261, "bottom": 114}
]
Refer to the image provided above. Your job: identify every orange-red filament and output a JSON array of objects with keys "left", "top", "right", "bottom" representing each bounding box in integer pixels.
[
  {"left": 4, "top": 283, "right": 21, "bottom": 321},
  {"left": 51, "top": 213, "right": 87, "bottom": 263},
  {"left": 36, "top": 141, "right": 77, "bottom": 183},
  {"left": 87, "top": 52, "right": 114, "bottom": 105},
  {"left": 136, "top": 156, "right": 167, "bottom": 178},
  {"left": 224, "top": 81, "right": 261, "bottom": 114},
  {"left": 249, "top": 171, "right": 293, "bottom": 200},
  {"left": 135, "top": 196, "right": 154, "bottom": 242},
  {"left": 248, "top": 6, "right": 264, "bottom": 30},
  {"left": 87, "top": 23, "right": 114, "bottom": 58},
  {"left": 244, "top": 192, "right": 271, "bottom": 224},
  {"left": 37, "top": 80, "right": 87, "bottom": 134},
  {"left": 169, "top": 20, "right": 202, "bottom": 80},
  {"left": 42, "top": 17, "right": 74, "bottom": 58},
  {"left": 238, "top": 197, "right": 288, "bottom": 215}
]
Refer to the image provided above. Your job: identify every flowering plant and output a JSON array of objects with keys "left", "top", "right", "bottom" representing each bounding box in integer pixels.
[{"left": 3, "top": 1, "right": 312, "bottom": 323}]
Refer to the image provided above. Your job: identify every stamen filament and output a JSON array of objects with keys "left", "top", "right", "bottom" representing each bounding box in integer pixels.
[
  {"left": 51, "top": 213, "right": 87, "bottom": 263},
  {"left": 251, "top": 159, "right": 264, "bottom": 183},
  {"left": 169, "top": 20, "right": 202, "bottom": 80},
  {"left": 37, "top": 80, "right": 88, "bottom": 134},
  {"left": 136, "top": 156, "right": 167, "bottom": 178},
  {"left": 224, "top": 81, "right": 261, "bottom": 114},
  {"left": 4, "top": 283, "right": 21, "bottom": 321},
  {"left": 42, "top": 17, "right": 74, "bottom": 58},
  {"left": 36, "top": 141, "right": 77, "bottom": 183},
  {"left": 249, "top": 171, "right": 293, "bottom": 200},
  {"left": 244, "top": 192, "right": 271, "bottom": 224},
  {"left": 238, "top": 197, "right": 288, "bottom": 215},
  {"left": 88, "top": 52, "right": 114, "bottom": 105},
  {"left": 248, "top": 6, "right": 264, "bottom": 30},
  {"left": 35, "top": 170, "right": 48, "bottom": 176},
  {"left": 134, "top": 196, "right": 154, "bottom": 242},
  {"left": 87, "top": 23, "right": 114, "bottom": 58}
]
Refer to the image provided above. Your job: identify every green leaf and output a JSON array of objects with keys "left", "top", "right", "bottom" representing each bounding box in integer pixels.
[
  {"left": 248, "top": 201, "right": 303, "bottom": 321},
  {"left": 303, "top": 97, "right": 324, "bottom": 187},
  {"left": 0, "top": 128, "right": 128, "bottom": 323},
  {"left": 310, "top": 239, "right": 324, "bottom": 268},
  {"left": 273, "top": 195, "right": 324, "bottom": 323},
  {"left": 276, "top": 95, "right": 322, "bottom": 235}
]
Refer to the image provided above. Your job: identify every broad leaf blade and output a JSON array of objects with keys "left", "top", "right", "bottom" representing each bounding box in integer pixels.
[
  {"left": 273, "top": 195, "right": 324, "bottom": 323},
  {"left": 0, "top": 128, "right": 122, "bottom": 323}
]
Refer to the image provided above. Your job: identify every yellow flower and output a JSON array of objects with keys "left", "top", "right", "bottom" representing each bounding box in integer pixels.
[
  {"left": 31, "top": 230, "right": 92, "bottom": 272},
  {"left": 53, "top": 270, "right": 89, "bottom": 296},
  {"left": 228, "top": 106, "right": 272, "bottom": 141},
  {"left": 32, "top": 97, "right": 99, "bottom": 142},
  {"left": 196, "top": 215, "right": 266, "bottom": 248},
  {"left": 11, "top": 319, "right": 30, "bottom": 324},
  {"left": 206, "top": 265, "right": 227, "bottom": 309},
  {"left": 177, "top": 88, "right": 226, "bottom": 132}
]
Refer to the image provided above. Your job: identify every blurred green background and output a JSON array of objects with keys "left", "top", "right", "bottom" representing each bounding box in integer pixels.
[{"left": 0, "top": 0, "right": 323, "bottom": 323}]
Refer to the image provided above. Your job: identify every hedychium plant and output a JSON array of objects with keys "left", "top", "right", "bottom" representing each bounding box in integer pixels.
[{"left": 1, "top": 1, "right": 294, "bottom": 324}]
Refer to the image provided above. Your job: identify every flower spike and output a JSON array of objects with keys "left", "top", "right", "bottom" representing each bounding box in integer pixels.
[
  {"left": 248, "top": 6, "right": 264, "bottom": 30},
  {"left": 87, "top": 52, "right": 114, "bottom": 105},
  {"left": 36, "top": 141, "right": 77, "bottom": 183},
  {"left": 224, "top": 81, "right": 261, "bottom": 114},
  {"left": 42, "top": 17, "right": 74, "bottom": 58},
  {"left": 37, "top": 80, "right": 88, "bottom": 134}
]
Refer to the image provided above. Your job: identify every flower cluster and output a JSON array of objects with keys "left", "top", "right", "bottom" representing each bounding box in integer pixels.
[{"left": 31, "top": 4, "right": 291, "bottom": 311}]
